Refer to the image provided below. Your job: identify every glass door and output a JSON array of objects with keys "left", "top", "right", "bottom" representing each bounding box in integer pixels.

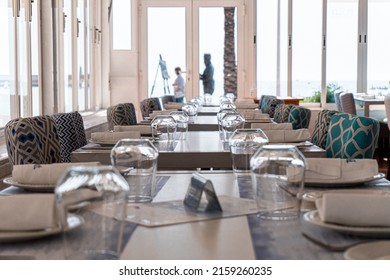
[{"left": 141, "top": 0, "right": 244, "bottom": 103}]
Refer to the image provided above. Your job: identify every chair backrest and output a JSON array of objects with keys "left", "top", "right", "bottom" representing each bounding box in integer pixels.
[
  {"left": 287, "top": 105, "right": 311, "bottom": 129},
  {"left": 334, "top": 91, "right": 343, "bottom": 111},
  {"left": 159, "top": 95, "right": 176, "bottom": 109},
  {"left": 5, "top": 115, "right": 62, "bottom": 167},
  {"left": 260, "top": 96, "right": 283, "bottom": 118},
  {"left": 325, "top": 113, "right": 379, "bottom": 159},
  {"left": 259, "top": 95, "right": 277, "bottom": 112},
  {"left": 107, "top": 103, "right": 137, "bottom": 130},
  {"left": 273, "top": 104, "right": 293, "bottom": 123},
  {"left": 384, "top": 95, "right": 390, "bottom": 130},
  {"left": 140, "top": 98, "right": 162, "bottom": 119},
  {"left": 52, "top": 111, "right": 88, "bottom": 162},
  {"left": 311, "top": 109, "right": 338, "bottom": 149},
  {"left": 339, "top": 92, "right": 356, "bottom": 115}
]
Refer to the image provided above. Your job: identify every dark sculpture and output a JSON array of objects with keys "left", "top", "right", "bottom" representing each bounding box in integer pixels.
[{"left": 200, "top": 53, "right": 215, "bottom": 94}]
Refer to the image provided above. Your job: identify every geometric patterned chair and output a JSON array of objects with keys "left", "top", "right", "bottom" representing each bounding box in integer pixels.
[
  {"left": 258, "top": 95, "right": 276, "bottom": 111},
  {"left": 273, "top": 104, "right": 294, "bottom": 123},
  {"left": 159, "top": 95, "right": 176, "bottom": 109},
  {"left": 325, "top": 113, "right": 379, "bottom": 159},
  {"left": 311, "top": 109, "right": 338, "bottom": 149},
  {"left": 334, "top": 91, "right": 343, "bottom": 112},
  {"left": 106, "top": 103, "right": 138, "bottom": 130},
  {"left": 260, "top": 96, "right": 283, "bottom": 118},
  {"left": 287, "top": 105, "right": 311, "bottom": 129},
  {"left": 140, "top": 97, "right": 162, "bottom": 120},
  {"left": 4, "top": 115, "right": 62, "bottom": 167},
  {"left": 52, "top": 111, "right": 88, "bottom": 162}
]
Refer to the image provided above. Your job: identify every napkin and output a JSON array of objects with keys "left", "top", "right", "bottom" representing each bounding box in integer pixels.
[
  {"left": 251, "top": 122, "right": 293, "bottom": 130},
  {"left": 12, "top": 162, "right": 101, "bottom": 185},
  {"left": 148, "top": 111, "right": 172, "bottom": 120},
  {"left": 239, "top": 110, "right": 270, "bottom": 120},
  {"left": 265, "top": 129, "right": 311, "bottom": 143},
  {"left": 234, "top": 103, "right": 258, "bottom": 109},
  {"left": 114, "top": 125, "right": 152, "bottom": 135},
  {"left": 305, "top": 158, "right": 378, "bottom": 182},
  {"left": 316, "top": 193, "right": 390, "bottom": 227},
  {"left": 91, "top": 131, "right": 141, "bottom": 143},
  {"left": 164, "top": 103, "right": 184, "bottom": 110},
  {"left": 0, "top": 194, "right": 56, "bottom": 231}
]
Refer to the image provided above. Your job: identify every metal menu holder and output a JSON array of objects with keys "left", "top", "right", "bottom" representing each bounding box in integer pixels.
[{"left": 184, "top": 173, "right": 223, "bottom": 212}]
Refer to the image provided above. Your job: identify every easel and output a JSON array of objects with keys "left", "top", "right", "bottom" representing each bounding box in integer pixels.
[{"left": 151, "top": 54, "right": 170, "bottom": 96}]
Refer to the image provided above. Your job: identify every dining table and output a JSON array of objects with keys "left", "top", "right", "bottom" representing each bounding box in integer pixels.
[
  {"left": 1, "top": 170, "right": 390, "bottom": 260},
  {"left": 71, "top": 131, "right": 326, "bottom": 170},
  {"left": 353, "top": 95, "right": 385, "bottom": 117}
]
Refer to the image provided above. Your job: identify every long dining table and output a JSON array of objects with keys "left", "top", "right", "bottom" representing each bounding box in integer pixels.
[
  {"left": 1, "top": 170, "right": 389, "bottom": 260},
  {"left": 71, "top": 131, "right": 326, "bottom": 170}
]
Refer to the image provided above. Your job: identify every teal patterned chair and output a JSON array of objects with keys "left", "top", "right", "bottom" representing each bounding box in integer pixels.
[
  {"left": 259, "top": 95, "right": 276, "bottom": 112},
  {"left": 287, "top": 105, "right": 311, "bottom": 129},
  {"left": 107, "top": 103, "right": 138, "bottom": 130},
  {"left": 273, "top": 104, "right": 294, "bottom": 123},
  {"left": 260, "top": 96, "right": 283, "bottom": 118},
  {"left": 5, "top": 115, "right": 62, "bottom": 167},
  {"left": 140, "top": 98, "right": 162, "bottom": 120},
  {"left": 311, "top": 109, "right": 338, "bottom": 149},
  {"left": 325, "top": 113, "right": 379, "bottom": 159}
]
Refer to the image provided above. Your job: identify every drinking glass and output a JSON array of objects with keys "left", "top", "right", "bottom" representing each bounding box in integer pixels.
[
  {"left": 217, "top": 108, "right": 237, "bottom": 138},
  {"left": 229, "top": 129, "right": 269, "bottom": 173},
  {"left": 55, "top": 165, "right": 129, "bottom": 259},
  {"left": 250, "top": 144, "right": 306, "bottom": 220},
  {"left": 170, "top": 111, "right": 189, "bottom": 140},
  {"left": 111, "top": 139, "right": 159, "bottom": 202},
  {"left": 220, "top": 112, "right": 245, "bottom": 142},
  {"left": 151, "top": 115, "right": 178, "bottom": 141},
  {"left": 182, "top": 103, "right": 198, "bottom": 117}
]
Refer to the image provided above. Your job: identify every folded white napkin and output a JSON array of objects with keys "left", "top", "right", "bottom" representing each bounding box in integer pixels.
[
  {"left": 316, "top": 193, "right": 390, "bottom": 227},
  {"left": 251, "top": 122, "right": 293, "bottom": 130},
  {"left": 305, "top": 158, "right": 378, "bottom": 182},
  {"left": 239, "top": 110, "right": 270, "bottom": 120},
  {"left": 12, "top": 162, "right": 101, "bottom": 185},
  {"left": 265, "top": 129, "right": 310, "bottom": 143},
  {"left": 91, "top": 131, "right": 141, "bottom": 144},
  {"left": 0, "top": 194, "right": 56, "bottom": 231},
  {"left": 234, "top": 103, "right": 258, "bottom": 109},
  {"left": 149, "top": 110, "right": 174, "bottom": 120},
  {"left": 114, "top": 125, "right": 152, "bottom": 135},
  {"left": 164, "top": 103, "right": 184, "bottom": 110}
]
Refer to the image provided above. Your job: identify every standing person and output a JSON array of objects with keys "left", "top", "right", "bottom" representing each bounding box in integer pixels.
[
  {"left": 172, "top": 66, "right": 185, "bottom": 103},
  {"left": 200, "top": 53, "right": 215, "bottom": 95}
]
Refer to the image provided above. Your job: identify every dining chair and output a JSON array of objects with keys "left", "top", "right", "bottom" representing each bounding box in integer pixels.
[
  {"left": 311, "top": 109, "right": 338, "bottom": 149},
  {"left": 273, "top": 104, "right": 294, "bottom": 123},
  {"left": 258, "top": 95, "right": 276, "bottom": 112},
  {"left": 106, "top": 103, "right": 138, "bottom": 130},
  {"left": 334, "top": 91, "right": 343, "bottom": 112},
  {"left": 52, "top": 111, "right": 88, "bottom": 162},
  {"left": 259, "top": 96, "right": 283, "bottom": 118},
  {"left": 159, "top": 95, "right": 176, "bottom": 109},
  {"left": 325, "top": 113, "right": 379, "bottom": 159},
  {"left": 287, "top": 105, "right": 311, "bottom": 129},
  {"left": 339, "top": 92, "right": 357, "bottom": 115},
  {"left": 4, "top": 115, "right": 62, "bottom": 167},
  {"left": 140, "top": 97, "right": 162, "bottom": 119}
]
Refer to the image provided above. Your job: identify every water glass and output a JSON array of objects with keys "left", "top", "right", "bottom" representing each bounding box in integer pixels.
[
  {"left": 229, "top": 129, "right": 269, "bottom": 173},
  {"left": 151, "top": 115, "right": 178, "bottom": 141},
  {"left": 55, "top": 165, "right": 129, "bottom": 259},
  {"left": 220, "top": 112, "right": 245, "bottom": 142},
  {"left": 182, "top": 103, "right": 198, "bottom": 117},
  {"left": 111, "top": 139, "right": 159, "bottom": 202},
  {"left": 250, "top": 144, "right": 306, "bottom": 220},
  {"left": 217, "top": 108, "right": 237, "bottom": 137},
  {"left": 170, "top": 111, "right": 189, "bottom": 140},
  {"left": 220, "top": 100, "right": 237, "bottom": 111}
]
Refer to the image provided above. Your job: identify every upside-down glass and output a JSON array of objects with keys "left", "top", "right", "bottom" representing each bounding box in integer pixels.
[
  {"left": 220, "top": 112, "right": 245, "bottom": 142},
  {"left": 229, "top": 129, "right": 269, "bottom": 173},
  {"left": 250, "top": 144, "right": 306, "bottom": 220},
  {"left": 170, "top": 111, "right": 189, "bottom": 140},
  {"left": 151, "top": 115, "right": 178, "bottom": 141},
  {"left": 217, "top": 108, "right": 237, "bottom": 138},
  {"left": 111, "top": 139, "right": 159, "bottom": 203},
  {"left": 55, "top": 166, "right": 129, "bottom": 259},
  {"left": 181, "top": 103, "right": 198, "bottom": 117}
]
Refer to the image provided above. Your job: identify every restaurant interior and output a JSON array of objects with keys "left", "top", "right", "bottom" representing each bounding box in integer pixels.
[{"left": 1, "top": 0, "right": 390, "bottom": 261}]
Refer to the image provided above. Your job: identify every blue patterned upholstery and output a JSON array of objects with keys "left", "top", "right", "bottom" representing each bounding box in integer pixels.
[
  {"left": 140, "top": 98, "right": 162, "bottom": 119},
  {"left": 325, "top": 113, "right": 379, "bottom": 159},
  {"left": 107, "top": 103, "right": 138, "bottom": 130},
  {"left": 261, "top": 97, "right": 283, "bottom": 118},
  {"left": 5, "top": 115, "right": 62, "bottom": 167},
  {"left": 259, "top": 95, "right": 277, "bottom": 112},
  {"left": 273, "top": 104, "right": 294, "bottom": 123},
  {"left": 288, "top": 105, "right": 311, "bottom": 129},
  {"left": 311, "top": 109, "right": 338, "bottom": 149},
  {"left": 52, "top": 111, "right": 88, "bottom": 162},
  {"left": 334, "top": 91, "right": 343, "bottom": 111}
]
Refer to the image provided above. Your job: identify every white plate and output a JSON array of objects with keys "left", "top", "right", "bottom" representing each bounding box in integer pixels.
[
  {"left": 0, "top": 214, "right": 83, "bottom": 243},
  {"left": 344, "top": 241, "right": 390, "bottom": 260},
  {"left": 3, "top": 177, "right": 55, "bottom": 192},
  {"left": 303, "top": 210, "right": 390, "bottom": 237},
  {"left": 303, "top": 189, "right": 389, "bottom": 204},
  {"left": 304, "top": 173, "right": 385, "bottom": 187}
]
